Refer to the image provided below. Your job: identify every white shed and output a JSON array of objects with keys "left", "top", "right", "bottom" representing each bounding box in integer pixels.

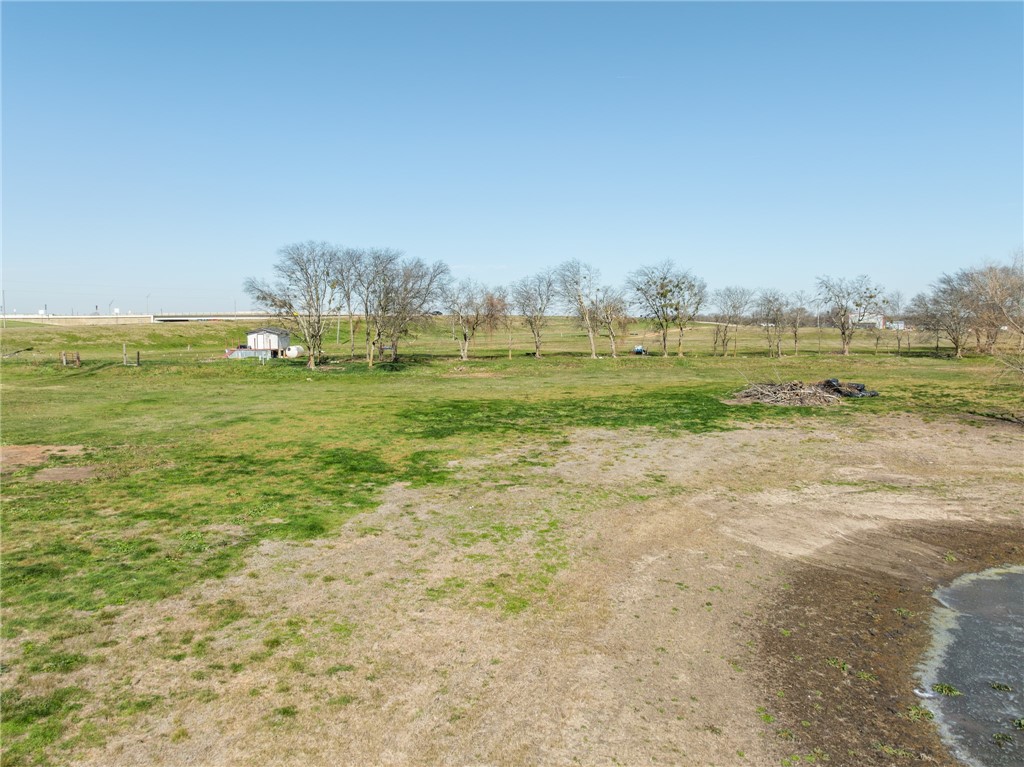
[{"left": 246, "top": 327, "right": 290, "bottom": 356}]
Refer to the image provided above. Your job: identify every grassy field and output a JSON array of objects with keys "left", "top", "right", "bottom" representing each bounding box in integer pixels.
[{"left": 1, "top": 318, "right": 1021, "bottom": 766}]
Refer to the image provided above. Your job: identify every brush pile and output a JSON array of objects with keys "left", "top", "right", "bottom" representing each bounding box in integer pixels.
[{"left": 734, "top": 378, "right": 878, "bottom": 407}]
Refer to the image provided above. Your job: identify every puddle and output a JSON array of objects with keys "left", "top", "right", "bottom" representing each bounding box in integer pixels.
[{"left": 917, "top": 566, "right": 1024, "bottom": 766}]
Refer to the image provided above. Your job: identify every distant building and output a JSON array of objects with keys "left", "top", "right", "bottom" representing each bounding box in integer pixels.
[
  {"left": 246, "top": 327, "right": 290, "bottom": 356},
  {"left": 854, "top": 313, "right": 886, "bottom": 330}
]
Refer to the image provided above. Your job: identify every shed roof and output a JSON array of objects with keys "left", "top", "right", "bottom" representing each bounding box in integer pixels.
[{"left": 248, "top": 327, "right": 291, "bottom": 336}]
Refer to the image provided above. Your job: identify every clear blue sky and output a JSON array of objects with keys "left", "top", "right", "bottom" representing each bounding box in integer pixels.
[{"left": 3, "top": 1, "right": 1021, "bottom": 314}]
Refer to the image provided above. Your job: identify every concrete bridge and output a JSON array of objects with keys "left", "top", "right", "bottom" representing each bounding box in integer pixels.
[{"left": 2, "top": 312, "right": 276, "bottom": 326}]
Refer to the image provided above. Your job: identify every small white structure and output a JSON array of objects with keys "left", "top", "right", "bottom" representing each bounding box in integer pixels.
[
  {"left": 284, "top": 345, "right": 305, "bottom": 359},
  {"left": 246, "top": 327, "right": 290, "bottom": 357}
]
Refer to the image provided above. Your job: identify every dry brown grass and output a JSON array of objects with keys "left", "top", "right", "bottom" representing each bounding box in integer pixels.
[{"left": 34, "top": 413, "right": 1021, "bottom": 767}]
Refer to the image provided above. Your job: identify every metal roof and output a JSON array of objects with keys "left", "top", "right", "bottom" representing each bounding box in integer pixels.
[{"left": 247, "top": 327, "right": 291, "bottom": 336}]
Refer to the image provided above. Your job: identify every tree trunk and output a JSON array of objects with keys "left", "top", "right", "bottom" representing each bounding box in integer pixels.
[
  {"left": 660, "top": 325, "right": 669, "bottom": 356},
  {"left": 586, "top": 325, "right": 597, "bottom": 359}
]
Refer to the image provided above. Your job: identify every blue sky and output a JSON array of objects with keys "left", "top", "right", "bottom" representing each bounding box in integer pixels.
[{"left": 3, "top": 1, "right": 1022, "bottom": 314}]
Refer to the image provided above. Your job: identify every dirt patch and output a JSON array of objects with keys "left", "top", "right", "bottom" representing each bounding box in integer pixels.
[
  {"left": 31, "top": 465, "right": 99, "bottom": 482},
  {"left": 759, "top": 522, "right": 1023, "bottom": 766},
  {"left": 1, "top": 444, "right": 84, "bottom": 470},
  {"left": 24, "top": 414, "right": 1023, "bottom": 767}
]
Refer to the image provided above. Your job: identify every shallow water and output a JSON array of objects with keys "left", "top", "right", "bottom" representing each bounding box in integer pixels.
[{"left": 917, "top": 566, "right": 1024, "bottom": 767}]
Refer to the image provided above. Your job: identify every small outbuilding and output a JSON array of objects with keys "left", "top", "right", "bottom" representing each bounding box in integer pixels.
[{"left": 246, "top": 327, "right": 290, "bottom": 357}]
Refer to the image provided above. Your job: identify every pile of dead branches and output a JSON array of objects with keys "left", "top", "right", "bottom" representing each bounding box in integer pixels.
[
  {"left": 733, "top": 379, "right": 880, "bottom": 407},
  {"left": 734, "top": 381, "right": 843, "bottom": 406}
]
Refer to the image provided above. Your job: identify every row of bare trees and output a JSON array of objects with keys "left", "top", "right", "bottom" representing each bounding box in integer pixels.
[
  {"left": 245, "top": 242, "right": 1023, "bottom": 369},
  {"left": 908, "top": 260, "right": 1024, "bottom": 360},
  {"left": 245, "top": 243, "right": 449, "bottom": 368}
]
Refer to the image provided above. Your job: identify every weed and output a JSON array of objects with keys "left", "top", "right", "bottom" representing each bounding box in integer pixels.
[
  {"left": 990, "top": 682, "right": 1012, "bottom": 692},
  {"left": 757, "top": 706, "right": 776, "bottom": 723},
  {"left": 904, "top": 705, "right": 934, "bottom": 722},
  {"left": 825, "top": 657, "right": 851, "bottom": 674},
  {"left": 931, "top": 683, "right": 962, "bottom": 697}
]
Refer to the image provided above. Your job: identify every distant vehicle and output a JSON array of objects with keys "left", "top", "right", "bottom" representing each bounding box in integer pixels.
[{"left": 633, "top": 345, "right": 648, "bottom": 355}]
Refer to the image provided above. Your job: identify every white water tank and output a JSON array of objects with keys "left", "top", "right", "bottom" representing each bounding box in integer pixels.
[{"left": 284, "top": 345, "right": 305, "bottom": 358}]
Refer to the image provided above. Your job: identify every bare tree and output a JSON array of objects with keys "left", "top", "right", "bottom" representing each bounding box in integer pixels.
[
  {"left": 556, "top": 260, "right": 601, "bottom": 358},
  {"left": 334, "top": 247, "right": 364, "bottom": 359},
  {"left": 628, "top": 262, "right": 675, "bottom": 356},
  {"left": 927, "top": 270, "right": 975, "bottom": 358},
  {"left": 671, "top": 273, "right": 708, "bottom": 356},
  {"left": 754, "top": 289, "right": 786, "bottom": 358},
  {"left": 628, "top": 262, "right": 706, "bottom": 356},
  {"left": 244, "top": 241, "right": 341, "bottom": 369},
  {"left": 592, "top": 285, "right": 628, "bottom": 357},
  {"left": 482, "top": 288, "right": 506, "bottom": 338},
  {"left": 353, "top": 249, "right": 448, "bottom": 366},
  {"left": 815, "top": 275, "right": 882, "bottom": 355},
  {"left": 883, "top": 291, "right": 909, "bottom": 356},
  {"left": 786, "top": 290, "right": 811, "bottom": 356},
  {"left": 511, "top": 271, "right": 555, "bottom": 357},
  {"left": 376, "top": 256, "right": 449, "bottom": 363},
  {"left": 908, "top": 291, "right": 943, "bottom": 353},
  {"left": 969, "top": 251, "right": 1024, "bottom": 343},
  {"left": 443, "top": 279, "right": 486, "bottom": 361},
  {"left": 353, "top": 248, "right": 401, "bottom": 365},
  {"left": 961, "top": 266, "right": 1009, "bottom": 354},
  {"left": 712, "top": 286, "right": 754, "bottom": 356},
  {"left": 487, "top": 286, "right": 516, "bottom": 359}
]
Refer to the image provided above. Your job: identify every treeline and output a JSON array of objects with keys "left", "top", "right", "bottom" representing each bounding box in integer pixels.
[{"left": 244, "top": 242, "right": 1024, "bottom": 370}]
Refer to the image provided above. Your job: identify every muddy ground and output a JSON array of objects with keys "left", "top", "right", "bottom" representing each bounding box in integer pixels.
[{"left": 11, "top": 414, "right": 1024, "bottom": 765}]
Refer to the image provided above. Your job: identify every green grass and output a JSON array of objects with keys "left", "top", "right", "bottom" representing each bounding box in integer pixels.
[{"left": 1, "top": 318, "right": 1021, "bottom": 764}]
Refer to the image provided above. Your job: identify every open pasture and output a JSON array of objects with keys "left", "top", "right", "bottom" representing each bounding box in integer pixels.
[{"left": 1, "top": 319, "right": 1021, "bottom": 766}]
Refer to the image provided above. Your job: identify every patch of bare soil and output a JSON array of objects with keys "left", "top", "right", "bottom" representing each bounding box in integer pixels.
[
  {"left": 31, "top": 465, "right": 99, "bottom": 482},
  {"left": 38, "top": 414, "right": 1022, "bottom": 767},
  {"left": 1, "top": 444, "right": 84, "bottom": 470}
]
